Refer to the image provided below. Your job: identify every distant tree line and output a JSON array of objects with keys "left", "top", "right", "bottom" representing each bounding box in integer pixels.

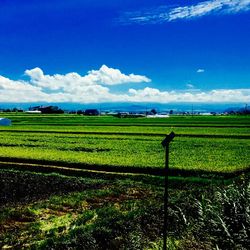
[{"left": 0, "top": 108, "right": 24, "bottom": 112}]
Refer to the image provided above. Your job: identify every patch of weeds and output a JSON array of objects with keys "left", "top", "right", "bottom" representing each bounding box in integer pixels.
[
  {"left": 37, "top": 213, "right": 74, "bottom": 233},
  {"left": 74, "top": 210, "right": 96, "bottom": 226}
]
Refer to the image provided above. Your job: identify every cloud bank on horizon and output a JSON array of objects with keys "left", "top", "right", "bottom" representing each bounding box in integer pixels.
[
  {"left": 0, "top": 65, "right": 249, "bottom": 103},
  {"left": 119, "top": 0, "right": 250, "bottom": 24}
]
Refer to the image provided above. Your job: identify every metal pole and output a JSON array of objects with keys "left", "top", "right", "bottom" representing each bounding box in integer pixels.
[
  {"left": 163, "top": 143, "right": 169, "bottom": 250},
  {"left": 161, "top": 131, "right": 175, "bottom": 250}
]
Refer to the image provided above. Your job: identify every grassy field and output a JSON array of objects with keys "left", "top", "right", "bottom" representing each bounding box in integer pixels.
[
  {"left": 0, "top": 169, "right": 249, "bottom": 249},
  {"left": 0, "top": 132, "right": 249, "bottom": 174},
  {"left": 0, "top": 114, "right": 249, "bottom": 249},
  {"left": 3, "top": 113, "right": 250, "bottom": 127}
]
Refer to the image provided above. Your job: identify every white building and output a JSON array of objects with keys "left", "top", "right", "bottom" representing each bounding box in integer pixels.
[
  {"left": 0, "top": 118, "right": 11, "bottom": 126},
  {"left": 25, "top": 110, "right": 42, "bottom": 114},
  {"left": 147, "top": 114, "right": 170, "bottom": 118}
]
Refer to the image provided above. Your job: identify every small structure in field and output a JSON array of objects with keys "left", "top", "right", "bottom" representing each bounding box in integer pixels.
[{"left": 0, "top": 118, "right": 11, "bottom": 126}]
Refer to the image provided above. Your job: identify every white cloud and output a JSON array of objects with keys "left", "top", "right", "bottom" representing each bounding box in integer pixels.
[
  {"left": 186, "top": 83, "right": 195, "bottom": 88},
  {"left": 127, "top": 87, "right": 250, "bottom": 103},
  {"left": 0, "top": 66, "right": 249, "bottom": 103},
  {"left": 120, "top": 0, "right": 250, "bottom": 24},
  {"left": 197, "top": 69, "right": 205, "bottom": 73},
  {"left": 86, "top": 65, "right": 151, "bottom": 85},
  {"left": 25, "top": 65, "right": 151, "bottom": 93},
  {"left": 0, "top": 65, "right": 149, "bottom": 103}
]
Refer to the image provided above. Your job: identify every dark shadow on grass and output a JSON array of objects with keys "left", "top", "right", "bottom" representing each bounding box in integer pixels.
[
  {"left": 0, "top": 156, "right": 249, "bottom": 180},
  {"left": 0, "top": 169, "right": 105, "bottom": 206}
]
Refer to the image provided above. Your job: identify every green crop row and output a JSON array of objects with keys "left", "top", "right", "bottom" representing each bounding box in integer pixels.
[
  {"left": 0, "top": 132, "right": 249, "bottom": 173},
  {"left": 0, "top": 124, "right": 250, "bottom": 136}
]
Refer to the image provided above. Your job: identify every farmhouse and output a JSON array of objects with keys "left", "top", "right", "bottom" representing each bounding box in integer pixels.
[{"left": 0, "top": 118, "right": 11, "bottom": 126}]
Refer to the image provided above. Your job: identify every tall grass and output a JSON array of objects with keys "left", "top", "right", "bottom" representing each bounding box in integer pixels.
[{"left": 169, "top": 176, "right": 250, "bottom": 249}]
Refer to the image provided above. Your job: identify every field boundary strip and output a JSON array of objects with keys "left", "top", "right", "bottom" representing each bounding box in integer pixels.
[
  {"left": 10, "top": 123, "right": 250, "bottom": 128},
  {"left": 0, "top": 157, "right": 249, "bottom": 180},
  {"left": 0, "top": 129, "right": 249, "bottom": 139}
]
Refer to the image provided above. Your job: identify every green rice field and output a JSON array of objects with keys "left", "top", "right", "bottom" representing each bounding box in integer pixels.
[{"left": 0, "top": 114, "right": 249, "bottom": 176}]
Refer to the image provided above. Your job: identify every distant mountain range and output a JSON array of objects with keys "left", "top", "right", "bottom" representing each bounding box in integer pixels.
[{"left": 0, "top": 102, "right": 248, "bottom": 113}]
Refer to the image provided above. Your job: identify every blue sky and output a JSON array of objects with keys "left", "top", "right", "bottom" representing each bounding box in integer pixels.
[{"left": 0, "top": 0, "right": 250, "bottom": 103}]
